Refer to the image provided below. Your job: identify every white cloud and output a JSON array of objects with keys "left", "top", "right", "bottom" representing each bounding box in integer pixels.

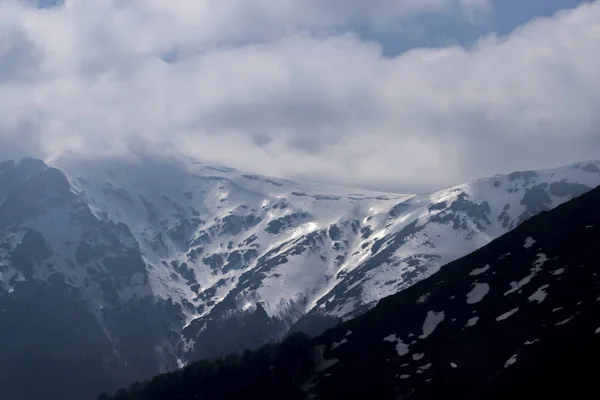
[{"left": 0, "top": 0, "right": 598, "bottom": 192}]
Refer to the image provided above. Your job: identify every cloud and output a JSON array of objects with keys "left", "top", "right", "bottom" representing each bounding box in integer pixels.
[{"left": 0, "top": 0, "right": 598, "bottom": 193}]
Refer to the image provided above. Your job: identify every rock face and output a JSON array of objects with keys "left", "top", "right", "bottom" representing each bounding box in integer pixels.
[{"left": 1, "top": 155, "right": 600, "bottom": 399}]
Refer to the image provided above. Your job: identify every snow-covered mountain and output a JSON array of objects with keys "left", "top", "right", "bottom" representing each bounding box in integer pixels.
[
  {"left": 1, "top": 155, "right": 600, "bottom": 399},
  {"left": 102, "top": 164, "right": 600, "bottom": 400},
  {"left": 0, "top": 158, "right": 179, "bottom": 400},
  {"left": 301, "top": 177, "right": 600, "bottom": 400}
]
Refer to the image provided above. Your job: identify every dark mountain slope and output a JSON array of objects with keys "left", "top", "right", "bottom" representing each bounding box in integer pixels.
[
  {"left": 0, "top": 159, "right": 179, "bottom": 400},
  {"left": 310, "top": 185, "right": 600, "bottom": 399},
  {"left": 101, "top": 184, "right": 600, "bottom": 400}
]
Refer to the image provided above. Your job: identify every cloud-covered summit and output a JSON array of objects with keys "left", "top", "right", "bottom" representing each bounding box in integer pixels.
[{"left": 0, "top": 0, "right": 598, "bottom": 192}]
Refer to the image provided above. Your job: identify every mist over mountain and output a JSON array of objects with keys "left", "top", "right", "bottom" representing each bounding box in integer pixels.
[{"left": 1, "top": 1, "right": 599, "bottom": 193}]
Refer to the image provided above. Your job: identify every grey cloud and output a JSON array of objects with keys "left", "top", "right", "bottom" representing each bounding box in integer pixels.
[
  {"left": 0, "top": 1, "right": 598, "bottom": 193},
  {"left": 0, "top": 28, "right": 42, "bottom": 84}
]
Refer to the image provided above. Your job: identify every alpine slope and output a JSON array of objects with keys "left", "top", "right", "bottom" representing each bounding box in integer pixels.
[
  {"left": 100, "top": 161, "right": 600, "bottom": 400},
  {"left": 53, "top": 155, "right": 600, "bottom": 358},
  {"left": 1, "top": 155, "right": 599, "bottom": 399}
]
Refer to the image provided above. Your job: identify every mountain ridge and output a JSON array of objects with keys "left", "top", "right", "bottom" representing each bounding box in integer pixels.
[
  {"left": 100, "top": 171, "right": 600, "bottom": 400},
  {"left": 2, "top": 156, "right": 600, "bottom": 399}
]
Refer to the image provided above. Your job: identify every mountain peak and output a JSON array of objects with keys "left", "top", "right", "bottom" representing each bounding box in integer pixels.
[{"left": 18, "top": 157, "right": 48, "bottom": 171}]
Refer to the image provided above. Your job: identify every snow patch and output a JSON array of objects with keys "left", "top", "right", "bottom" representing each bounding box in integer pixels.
[
  {"left": 470, "top": 265, "right": 490, "bottom": 276},
  {"left": 450, "top": 362, "right": 458, "bottom": 368},
  {"left": 552, "top": 268, "right": 565, "bottom": 276},
  {"left": 331, "top": 338, "right": 348, "bottom": 350},
  {"left": 525, "top": 339, "right": 539, "bottom": 345},
  {"left": 417, "top": 293, "right": 430, "bottom": 304},
  {"left": 528, "top": 284, "right": 549, "bottom": 304},
  {"left": 465, "top": 317, "right": 479, "bottom": 328},
  {"left": 318, "top": 358, "right": 338, "bottom": 371},
  {"left": 420, "top": 310, "right": 445, "bottom": 339},
  {"left": 533, "top": 253, "right": 549, "bottom": 268},
  {"left": 412, "top": 353, "right": 425, "bottom": 361},
  {"left": 556, "top": 317, "right": 574, "bottom": 326},
  {"left": 383, "top": 334, "right": 410, "bottom": 356},
  {"left": 417, "top": 363, "right": 432, "bottom": 374},
  {"left": 505, "top": 253, "right": 547, "bottom": 295},
  {"left": 504, "top": 354, "right": 518, "bottom": 367},
  {"left": 466, "top": 282, "right": 490, "bottom": 304},
  {"left": 496, "top": 307, "right": 519, "bottom": 321},
  {"left": 523, "top": 237, "right": 536, "bottom": 249}
]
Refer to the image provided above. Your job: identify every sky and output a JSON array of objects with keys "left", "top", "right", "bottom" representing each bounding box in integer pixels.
[{"left": 0, "top": 0, "right": 598, "bottom": 193}]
